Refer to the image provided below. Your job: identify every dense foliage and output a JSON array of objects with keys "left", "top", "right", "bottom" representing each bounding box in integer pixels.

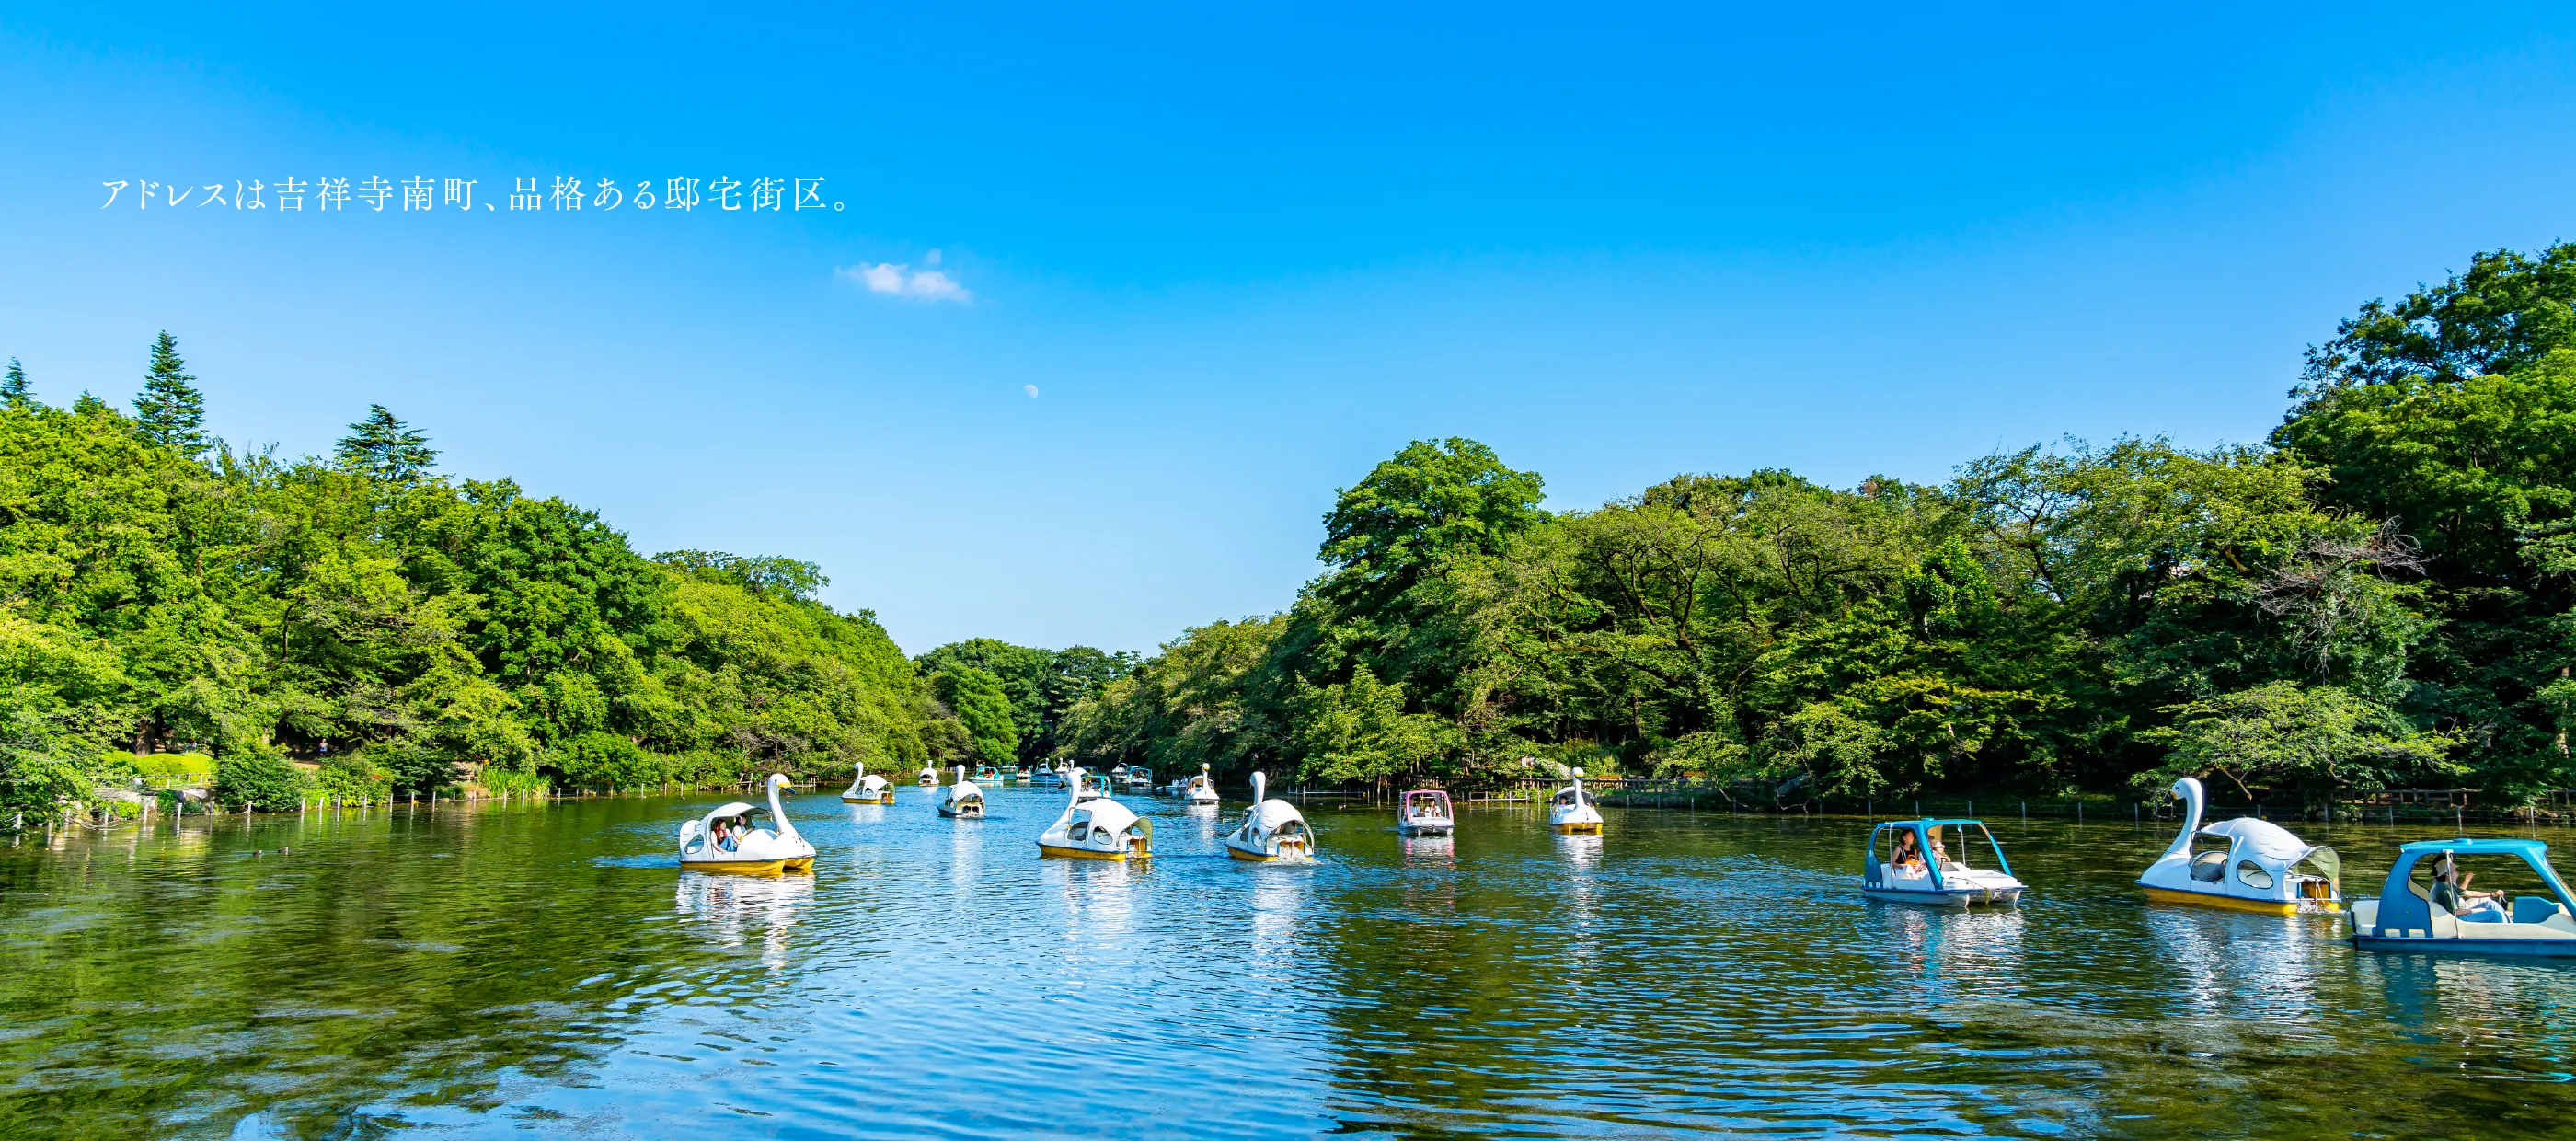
[
  {"left": 1059, "top": 248, "right": 2576, "bottom": 808},
  {"left": 0, "top": 340, "right": 953, "bottom": 824}
]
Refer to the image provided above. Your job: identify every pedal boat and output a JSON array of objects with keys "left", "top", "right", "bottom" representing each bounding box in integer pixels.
[
  {"left": 1224, "top": 772, "right": 1315, "bottom": 862},
  {"left": 677, "top": 774, "right": 816, "bottom": 873},
  {"left": 2350, "top": 839, "right": 2576, "bottom": 956},
  {"left": 916, "top": 765, "right": 940, "bottom": 788},
  {"left": 1397, "top": 789, "right": 1455, "bottom": 836},
  {"left": 1547, "top": 767, "right": 1604, "bottom": 834},
  {"left": 972, "top": 764, "right": 1004, "bottom": 788},
  {"left": 1077, "top": 771, "right": 1114, "bottom": 801},
  {"left": 2137, "top": 777, "right": 2339, "bottom": 914},
  {"left": 840, "top": 765, "right": 896, "bottom": 805},
  {"left": 1036, "top": 766, "right": 1152, "bottom": 859},
  {"left": 938, "top": 765, "right": 986, "bottom": 818},
  {"left": 1182, "top": 764, "right": 1221, "bottom": 806},
  {"left": 1862, "top": 819, "right": 2022, "bottom": 906},
  {"left": 1124, "top": 766, "right": 1154, "bottom": 793}
]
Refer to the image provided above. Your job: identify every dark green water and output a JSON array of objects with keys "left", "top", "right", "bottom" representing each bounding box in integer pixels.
[{"left": 5, "top": 789, "right": 2575, "bottom": 1138}]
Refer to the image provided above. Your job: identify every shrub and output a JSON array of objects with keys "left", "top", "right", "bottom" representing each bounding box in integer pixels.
[{"left": 213, "top": 747, "right": 308, "bottom": 812}]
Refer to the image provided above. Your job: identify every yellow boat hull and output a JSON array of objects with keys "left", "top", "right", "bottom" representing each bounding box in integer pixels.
[
  {"left": 2144, "top": 886, "right": 2339, "bottom": 915},
  {"left": 1552, "top": 823, "right": 1603, "bottom": 834},
  {"left": 684, "top": 857, "right": 813, "bottom": 874},
  {"left": 1038, "top": 842, "right": 1143, "bottom": 860}
]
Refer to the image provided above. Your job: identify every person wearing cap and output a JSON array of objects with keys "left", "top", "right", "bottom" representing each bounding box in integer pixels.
[{"left": 2431, "top": 855, "right": 2507, "bottom": 922}]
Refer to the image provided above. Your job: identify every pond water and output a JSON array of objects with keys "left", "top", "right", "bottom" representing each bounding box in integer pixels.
[{"left": 5, "top": 787, "right": 2575, "bottom": 1138}]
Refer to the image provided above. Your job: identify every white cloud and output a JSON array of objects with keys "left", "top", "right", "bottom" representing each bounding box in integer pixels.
[
  {"left": 1023, "top": 384, "right": 1040, "bottom": 398},
  {"left": 837, "top": 261, "right": 972, "bottom": 303}
]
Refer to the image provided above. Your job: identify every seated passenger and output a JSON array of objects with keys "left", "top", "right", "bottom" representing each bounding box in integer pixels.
[
  {"left": 712, "top": 819, "right": 736, "bottom": 853},
  {"left": 2431, "top": 858, "right": 2506, "bottom": 922},
  {"left": 1889, "top": 829, "right": 1924, "bottom": 871}
]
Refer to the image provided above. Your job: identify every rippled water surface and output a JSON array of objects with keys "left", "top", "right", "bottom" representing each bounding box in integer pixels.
[{"left": 7, "top": 789, "right": 2576, "bottom": 1138}]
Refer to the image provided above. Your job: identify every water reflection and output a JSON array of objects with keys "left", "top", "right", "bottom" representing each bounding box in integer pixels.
[{"left": 18, "top": 797, "right": 2576, "bottom": 1137}]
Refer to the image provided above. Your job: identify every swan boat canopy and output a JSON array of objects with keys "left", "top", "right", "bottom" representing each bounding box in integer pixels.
[
  {"left": 840, "top": 765, "right": 895, "bottom": 804},
  {"left": 1124, "top": 766, "right": 1154, "bottom": 791},
  {"left": 1183, "top": 764, "right": 1221, "bottom": 806},
  {"left": 2137, "top": 777, "right": 2339, "bottom": 914},
  {"left": 939, "top": 765, "right": 987, "bottom": 818},
  {"left": 1225, "top": 772, "right": 1315, "bottom": 862},
  {"left": 677, "top": 774, "right": 816, "bottom": 873},
  {"left": 916, "top": 765, "right": 940, "bottom": 787},
  {"left": 1862, "top": 819, "right": 2024, "bottom": 906},
  {"left": 1035, "top": 766, "right": 1152, "bottom": 859},
  {"left": 1547, "top": 768, "right": 1604, "bottom": 834},
  {"left": 1397, "top": 789, "right": 1455, "bottom": 836},
  {"left": 2351, "top": 839, "right": 2576, "bottom": 956}
]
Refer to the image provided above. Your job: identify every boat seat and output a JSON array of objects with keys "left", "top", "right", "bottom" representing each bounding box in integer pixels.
[{"left": 2514, "top": 896, "right": 2567, "bottom": 925}]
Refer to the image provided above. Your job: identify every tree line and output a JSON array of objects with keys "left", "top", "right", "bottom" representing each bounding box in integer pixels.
[
  {"left": 1050, "top": 245, "right": 2576, "bottom": 810},
  {"left": 0, "top": 338, "right": 1130, "bottom": 824}
]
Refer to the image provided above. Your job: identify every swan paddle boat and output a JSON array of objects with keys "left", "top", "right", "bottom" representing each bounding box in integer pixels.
[
  {"left": 1862, "top": 818, "right": 2023, "bottom": 906},
  {"left": 2137, "top": 777, "right": 2340, "bottom": 914},
  {"left": 1547, "top": 767, "right": 1604, "bottom": 834},
  {"left": 1124, "top": 766, "right": 1154, "bottom": 792},
  {"left": 1035, "top": 766, "right": 1152, "bottom": 859},
  {"left": 972, "top": 763, "right": 1004, "bottom": 787},
  {"left": 916, "top": 765, "right": 939, "bottom": 788},
  {"left": 1182, "top": 764, "right": 1221, "bottom": 807},
  {"left": 938, "top": 765, "right": 986, "bottom": 818},
  {"left": 1224, "top": 772, "right": 1315, "bottom": 862},
  {"left": 677, "top": 774, "right": 815, "bottom": 874},
  {"left": 2350, "top": 839, "right": 2576, "bottom": 956},
  {"left": 1397, "top": 789, "right": 1455, "bottom": 836},
  {"left": 1035, "top": 763, "right": 1066, "bottom": 789},
  {"left": 840, "top": 764, "right": 896, "bottom": 805}
]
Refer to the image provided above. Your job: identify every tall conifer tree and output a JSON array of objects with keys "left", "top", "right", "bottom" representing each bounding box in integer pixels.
[
  {"left": 0, "top": 358, "right": 28, "bottom": 409},
  {"left": 335, "top": 405, "right": 438, "bottom": 482},
  {"left": 133, "top": 331, "right": 209, "bottom": 456}
]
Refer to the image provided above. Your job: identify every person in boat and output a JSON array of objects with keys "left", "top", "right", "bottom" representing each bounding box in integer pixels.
[
  {"left": 1890, "top": 828, "right": 1925, "bottom": 871},
  {"left": 1926, "top": 827, "right": 1951, "bottom": 870},
  {"left": 2430, "top": 856, "right": 2507, "bottom": 922},
  {"left": 712, "top": 818, "right": 736, "bottom": 853}
]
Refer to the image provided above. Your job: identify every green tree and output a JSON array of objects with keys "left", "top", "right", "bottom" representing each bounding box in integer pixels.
[
  {"left": 133, "top": 331, "right": 209, "bottom": 457},
  {"left": 1318, "top": 437, "right": 1547, "bottom": 613},
  {"left": 929, "top": 666, "right": 1018, "bottom": 766},
  {"left": 2136, "top": 681, "right": 2455, "bottom": 801},
  {"left": 335, "top": 405, "right": 438, "bottom": 483},
  {"left": 1, "top": 358, "right": 29, "bottom": 409}
]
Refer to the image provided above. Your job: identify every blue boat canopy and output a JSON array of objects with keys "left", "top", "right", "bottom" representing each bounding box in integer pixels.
[{"left": 2396, "top": 837, "right": 2550, "bottom": 857}]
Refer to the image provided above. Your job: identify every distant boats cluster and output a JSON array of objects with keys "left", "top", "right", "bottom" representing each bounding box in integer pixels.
[{"left": 672, "top": 768, "right": 2576, "bottom": 959}]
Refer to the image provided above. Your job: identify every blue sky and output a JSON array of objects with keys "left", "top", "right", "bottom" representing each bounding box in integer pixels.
[{"left": 4, "top": 5, "right": 2575, "bottom": 654}]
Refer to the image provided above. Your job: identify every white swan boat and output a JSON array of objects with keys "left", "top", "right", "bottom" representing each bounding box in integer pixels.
[
  {"left": 1397, "top": 789, "right": 1455, "bottom": 836},
  {"left": 938, "top": 765, "right": 986, "bottom": 818},
  {"left": 1035, "top": 766, "right": 1152, "bottom": 859},
  {"left": 1862, "top": 818, "right": 2023, "bottom": 906},
  {"left": 2137, "top": 777, "right": 2340, "bottom": 914},
  {"left": 1182, "top": 764, "right": 1221, "bottom": 807},
  {"left": 840, "top": 764, "right": 894, "bottom": 804},
  {"left": 916, "top": 765, "right": 939, "bottom": 788},
  {"left": 677, "top": 774, "right": 815, "bottom": 873},
  {"left": 1547, "top": 767, "right": 1604, "bottom": 834},
  {"left": 1224, "top": 772, "right": 1315, "bottom": 862}
]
